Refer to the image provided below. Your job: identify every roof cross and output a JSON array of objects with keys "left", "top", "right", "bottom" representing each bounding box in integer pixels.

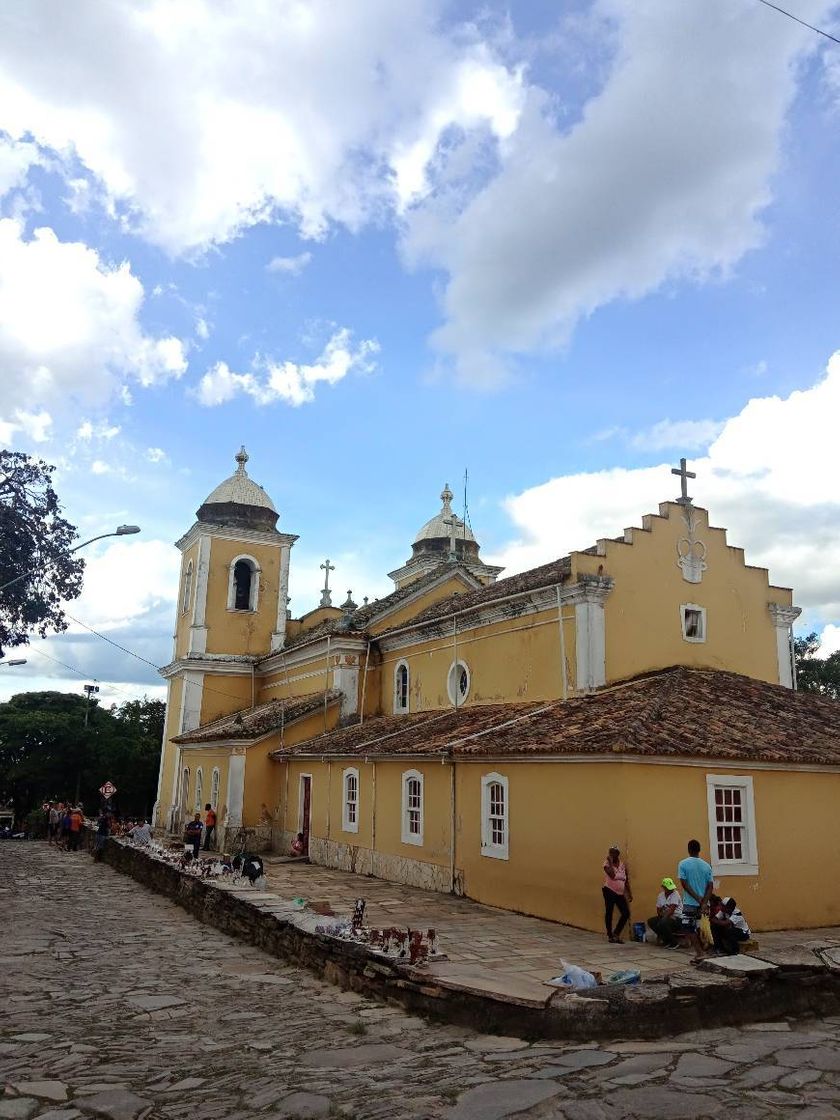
[
  {"left": 319, "top": 558, "right": 335, "bottom": 607},
  {"left": 671, "top": 457, "right": 696, "bottom": 505}
]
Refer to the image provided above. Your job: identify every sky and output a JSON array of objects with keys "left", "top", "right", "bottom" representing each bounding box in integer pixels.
[{"left": 1, "top": 0, "right": 840, "bottom": 707}]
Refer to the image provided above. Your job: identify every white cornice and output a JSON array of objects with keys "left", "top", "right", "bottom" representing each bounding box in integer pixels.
[
  {"left": 175, "top": 520, "right": 299, "bottom": 552},
  {"left": 768, "top": 602, "right": 801, "bottom": 627},
  {"left": 159, "top": 655, "right": 257, "bottom": 680},
  {"left": 258, "top": 636, "right": 368, "bottom": 676}
]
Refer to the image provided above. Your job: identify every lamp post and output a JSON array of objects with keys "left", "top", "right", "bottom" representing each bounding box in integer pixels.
[
  {"left": 0, "top": 659, "right": 26, "bottom": 667},
  {"left": 0, "top": 524, "right": 141, "bottom": 594}
]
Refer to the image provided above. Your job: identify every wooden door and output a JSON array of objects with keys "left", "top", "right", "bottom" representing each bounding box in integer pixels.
[{"left": 300, "top": 775, "right": 312, "bottom": 855}]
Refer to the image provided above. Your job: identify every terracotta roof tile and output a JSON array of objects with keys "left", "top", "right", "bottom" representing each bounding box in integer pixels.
[
  {"left": 173, "top": 689, "right": 341, "bottom": 744},
  {"left": 274, "top": 668, "right": 840, "bottom": 766}
]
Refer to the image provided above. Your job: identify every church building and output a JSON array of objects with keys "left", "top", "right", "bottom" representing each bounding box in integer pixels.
[{"left": 154, "top": 450, "right": 840, "bottom": 933}]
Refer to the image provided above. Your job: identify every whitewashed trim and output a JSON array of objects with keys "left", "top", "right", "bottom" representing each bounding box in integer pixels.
[
  {"left": 227, "top": 553, "right": 261, "bottom": 612},
  {"left": 401, "top": 769, "right": 424, "bottom": 846},
  {"left": 177, "top": 521, "right": 297, "bottom": 551},
  {"left": 680, "top": 603, "right": 707, "bottom": 643},
  {"left": 342, "top": 766, "right": 360, "bottom": 834},
  {"left": 447, "top": 660, "right": 471, "bottom": 706},
  {"left": 394, "top": 659, "right": 410, "bottom": 714}
]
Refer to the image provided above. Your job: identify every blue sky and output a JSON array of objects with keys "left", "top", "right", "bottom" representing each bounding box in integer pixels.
[{"left": 1, "top": 0, "right": 839, "bottom": 704}]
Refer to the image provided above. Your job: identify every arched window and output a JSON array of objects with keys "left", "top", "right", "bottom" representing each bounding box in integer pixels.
[
  {"left": 401, "top": 769, "right": 424, "bottom": 846},
  {"left": 447, "top": 660, "right": 470, "bottom": 706},
  {"left": 211, "top": 767, "right": 220, "bottom": 809},
  {"left": 180, "top": 767, "right": 191, "bottom": 815},
  {"left": 394, "top": 661, "right": 409, "bottom": 714},
  {"left": 182, "top": 560, "right": 193, "bottom": 614},
  {"left": 227, "top": 555, "right": 260, "bottom": 611},
  {"left": 342, "top": 767, "right": 359, "bottom": 833},
  {"left": 481, "top": 772, "right": 509, "bottom": 860},
  {"left": 195, "top": 767, "right": 204, "bottom": 813}
]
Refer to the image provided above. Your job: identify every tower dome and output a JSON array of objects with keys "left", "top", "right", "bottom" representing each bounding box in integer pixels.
[
  {"left": 196, "top": 447, "right": 279, "bottom": 532},
  {"left": 413, "top": 484, "right": 476, "bottom": 548}
]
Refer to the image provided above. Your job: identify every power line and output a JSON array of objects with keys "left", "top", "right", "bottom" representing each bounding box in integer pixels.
[{"left": 754, "top": 0, "right": 840, "bottom": 46}]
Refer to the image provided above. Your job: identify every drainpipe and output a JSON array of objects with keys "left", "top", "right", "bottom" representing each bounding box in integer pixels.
[{"left": 556, "top": 585, "right": 568, "bottom": 701}]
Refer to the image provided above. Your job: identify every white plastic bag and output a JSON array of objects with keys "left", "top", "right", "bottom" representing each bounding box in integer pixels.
[{"left": 548, "top": 960, "right": 598, "bottom": 989}]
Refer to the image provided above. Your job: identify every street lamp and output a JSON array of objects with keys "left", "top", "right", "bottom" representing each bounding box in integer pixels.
[
  {"left": 0, "top": 525, "right": 142, "bottom": 594},
  {"left": 0, "top": 659, "right": 26, "bottom": 667}
]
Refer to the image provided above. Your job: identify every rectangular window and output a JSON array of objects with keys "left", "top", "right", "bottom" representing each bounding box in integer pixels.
[
  {"left": 681, "top": 604, "right": 706, "bottom": 643},
  {"left": 481, "top": 773, "right": 509, "bottom": 861},
  {"left": 706, "top": 775, "right": 758, "bottom": 876}
]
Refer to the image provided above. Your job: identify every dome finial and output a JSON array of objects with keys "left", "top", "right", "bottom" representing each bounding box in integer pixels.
[
  {"left": 440, "top": 482, "right": 453, "bottom": 514},
  {"left": 235, "top": 445, "right": 249, "bottom": 473}
]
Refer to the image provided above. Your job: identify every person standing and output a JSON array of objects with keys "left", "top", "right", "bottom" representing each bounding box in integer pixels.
[
  {"left": 67, "top": 805, "right": 84, "bottom": 852},
  {"left": 93, "top": 809, "right": 110, "bottom": 860},
  {"left": 203, "top": 803, "right": 217, "bottom": 851},
  {"left": 184, "top": 812, "right": 203, "bottom": 860},
  {"left": 48, "top": 803, "right": 60, "bottom": 845},
  {"left": 678, "top": 839, "right": 714, "bottom": 922},
  {"left": 602, "top": 845, "right": 632, "bottom": 943}
]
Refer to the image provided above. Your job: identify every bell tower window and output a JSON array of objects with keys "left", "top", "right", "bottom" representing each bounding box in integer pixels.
[{"left": 227, "top": 555, "right": 260, "bottom": 612}]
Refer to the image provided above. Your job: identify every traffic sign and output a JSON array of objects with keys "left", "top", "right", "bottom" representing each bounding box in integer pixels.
[{"left": 99, "top": 781, "right": 117, "bottom": 798}]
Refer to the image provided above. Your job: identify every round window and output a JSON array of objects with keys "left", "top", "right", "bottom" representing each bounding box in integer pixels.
[{"left": 447, "top": 661, "right": 470, "bottom": 705}]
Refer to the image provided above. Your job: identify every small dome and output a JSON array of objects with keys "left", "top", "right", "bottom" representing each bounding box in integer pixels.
[
  {"left": 197, "top": 447, "right": 279, "bottom": 531},
  {"left": 413, "top": 483, "right": 476, "bottom": 545}
]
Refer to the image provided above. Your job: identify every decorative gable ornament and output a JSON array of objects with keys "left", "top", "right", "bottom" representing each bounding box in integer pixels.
[{"left": 676, "top": 507, "right": 707, "bottom": 584}]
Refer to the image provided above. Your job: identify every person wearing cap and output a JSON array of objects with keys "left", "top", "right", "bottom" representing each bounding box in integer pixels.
[
  {"left": 602, "top": 845, "right": 632, "bottom": 943},
  {"left": 709, "top": 895, "right": 751, "bottom": 955},
  {"left": 648, "top": 877, "right": 684, "bottom": 949}
]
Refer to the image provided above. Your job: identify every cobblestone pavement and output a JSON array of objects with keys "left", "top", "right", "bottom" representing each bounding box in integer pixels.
[{"left": 4, "top": 845, "right": 840, "bottom": 1120}]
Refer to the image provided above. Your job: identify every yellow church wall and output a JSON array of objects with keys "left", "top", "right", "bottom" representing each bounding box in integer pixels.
[
  {"left": 176, "top": 750, "right": 229, "bottom": 816},
  {"left": 378, "top": 608, "right": 575, "bottom": 713},
  {"left": 367, "top": 574, "right": 479, "bottom": 635},
  {"left": 173, "top": 540, "right": 201, "bottom": 659},
  {"left": 370, "top": 761, "right": 451, "bottom": 869},
  {"left": 572, "top": 503, "right": 790, "bottom": 686},
  {"left": 256, "top": 650, "right": 336, "bottom": 705},
  {"left": 204, "top": 537, "right": 281, "bottom": 656},
  {"left": 156, "top": 677, "right": 185, "bottom": 827},
  {"left": 199, "top": 673, "right": 253, "bottom": 724},
  {"left": 242, "top": 709, "right": 339, "bottom": 826}
]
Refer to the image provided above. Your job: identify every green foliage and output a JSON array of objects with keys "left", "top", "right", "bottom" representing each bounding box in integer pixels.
[
  {"left": 0, "top": 451, "right": 85, "bottom": 656},
  {"left": 0, "top": 690, "right": 164, "bottom": 818},
  {"left": 795, "top": 632, "right": 840, "bottom": 700}
]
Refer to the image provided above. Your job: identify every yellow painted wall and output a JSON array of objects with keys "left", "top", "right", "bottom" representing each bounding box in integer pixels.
[
  {"left": 199, "top": 673, "right": 253, "bottom": 724},
  {"left": 377, "top": 609, "right": 575, "bottom": 713},
  {"left": 176, "top": 751, "right": 229, "bottom": 816},
  {"left": 257, "top": 650, "right": 335, "bottom": 705},
  {"left": 242, "top": 709, "right": 337, "bottom": 826},
  {"left": 173, "top": 539, "right": 201, "bottom": 660},
  {"left": 204, "top": 537, "right": 282, "bottom": 656},
  {"left": 367, "top": 574, "right": 477, "bottom": 635},
  {"left": 156, "top": 676, "right": 184, "bottom": 828},
  {"left": 573, "top": 503, "right": 791, "bottom": 686}
]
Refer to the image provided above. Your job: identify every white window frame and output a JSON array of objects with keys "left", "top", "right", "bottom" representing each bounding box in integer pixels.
[
  {"left": 227, "top": 554, "right": 261, "bottom": 612},
  {"left": 393, "top": 660, "right": 410, "bottom": 714},
  {"left": 680, "top": 603, "right": 707, "bottom": 643},
  {"left": 182, "top": 559, "right": 193, "bottom": 614},
  {"left": 447, "top": 660, "right": 471, "bottom": 706},
  {"left": 180, "top": 766, "right": 191, "bottom": 813},
  {"left": 342, "top": 766, "right": 360, "bottom": 834},
  {"left": 194, "top": 766, "right": 204, "bottom": 813},
  {"left": 706, "top": 774, "right": 758, "bottom": 876},
  {"left": 481, "top": 772, "right": 509, "bottom": 861},
  {"left": 401, "top": 769, "right": 424, "bottom": 846},
  {"left": 210, "top": 767, "right": 220, "bottom": 809}
]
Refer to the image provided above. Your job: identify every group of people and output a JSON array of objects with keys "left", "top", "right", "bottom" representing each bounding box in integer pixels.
[
  {"left": 183, "top": 804, "right": 217, "bottom": 858},
  {"left": 602, "top": 839, "right": 751, "bottom": 957},
  {"left": 45, "top": 802, "right": 86, "bottom": 850}
]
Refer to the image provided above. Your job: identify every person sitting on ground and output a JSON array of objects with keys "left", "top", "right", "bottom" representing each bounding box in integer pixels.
[
  {"left": 710, "top": 895, "right": 751, "bottom": 956},
  {"left": 290, "top": 831, "right": 306, "bottom": 857},
  {"left": 184, "top": 812, "right": 203, "bottom": 859},
  {"left": 602, "top": 845, "right": 632, "bottom": 944},
  {"left": 128, "top": 819, "right": 152, "bottom": 846},
  {"left": 648, "top": 877, "right": 684, "bottom": 949}
]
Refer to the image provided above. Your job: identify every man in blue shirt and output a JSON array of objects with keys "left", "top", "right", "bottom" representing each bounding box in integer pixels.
[{"left": 678, "top": 839, "right": 714, "bottom": 918}]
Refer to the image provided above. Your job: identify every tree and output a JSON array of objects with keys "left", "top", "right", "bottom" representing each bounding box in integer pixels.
[
  {"left": 0, "top": 691, "right": 164, "bottom": 820},
  {"left": 795, "top": 632, "right": 840, "bottom": 700},
  {"left": 0, "top": 451, "right": 85, "bottom": 656}
]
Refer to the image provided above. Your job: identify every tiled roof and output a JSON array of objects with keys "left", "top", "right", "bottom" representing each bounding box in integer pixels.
[
  {"left": 274, "top": 668, "right": 840, "bottom": 766},
  {"left": 277, "top": 564, "right": 480, "bottom": 653},
  {"left": 173, "top": 690, "right": 341, "bottom": 744},
  {"left": 378, "top": 556, "right": 573, "bottom": 635}
]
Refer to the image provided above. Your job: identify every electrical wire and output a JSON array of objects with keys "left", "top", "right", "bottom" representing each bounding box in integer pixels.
[{"left": 754, "top": 0, "right": 840, "bottom": 46}]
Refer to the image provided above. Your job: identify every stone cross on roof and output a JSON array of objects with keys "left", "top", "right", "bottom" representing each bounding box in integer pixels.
[
  {"left": 671, "top": 457, "right": 696, "bottom": 506},
  {"left": 319, "top": 558, "right": 335, "bottom": 608}
]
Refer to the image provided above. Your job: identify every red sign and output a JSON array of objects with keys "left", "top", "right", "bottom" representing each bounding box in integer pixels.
[{"left": 99, "top": 781, "right": 117, "bottom": 798}]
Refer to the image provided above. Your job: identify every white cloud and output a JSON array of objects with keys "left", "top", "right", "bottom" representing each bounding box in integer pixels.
[
  {"left": 0, "top": 1, "right": 525, "bottom": 254},
  {"left": 0, "top": 219, "right": 187, "bottom": 429},
  {"left": 630, "top": 418, "right": 724, "bottom": 452},
  {"left": 76, "top": 419, "right": 121, "bottom": 442},
  {"left": 490, "top": 350, "right": 840, "bottom": 629},
  {"left": 267, "top": 252, "right": 312, "bottom": 275},
  {"left": 90, "top": 460, "right": 111, "bottom": 476},
  {"left": 0, "top": 408, "right": 52, "bottom": 446},
  {"left": 818, "top": 624, "right": 840, "bottom": 657},
  {"left": 195, "top": 317, "right": 210, "bottom": 340},
  {"left": 0, "top": 134, "right": 43, "bottom": 199},
  {"left": 404, "top": 0, "right": 834, "bottom": 384},
  {"left": 146, "top": 447, "right": 167, "bottom": 464},
  {"left": 196, "top": 329, "right": 379, "bottom": 408}
]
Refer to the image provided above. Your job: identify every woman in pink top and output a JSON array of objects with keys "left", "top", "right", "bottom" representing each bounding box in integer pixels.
[{"left": 602, "top": 845, "right": 632, "bottom": 943}]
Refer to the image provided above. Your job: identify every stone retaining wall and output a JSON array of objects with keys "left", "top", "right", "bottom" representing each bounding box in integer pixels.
[{"left": 102, "top": 839, "right": 840, "bottom": 1040}]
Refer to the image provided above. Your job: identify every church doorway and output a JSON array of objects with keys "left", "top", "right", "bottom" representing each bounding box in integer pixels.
[{"left": 299, "top": 775, "right": 312, "bottom": 856}]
